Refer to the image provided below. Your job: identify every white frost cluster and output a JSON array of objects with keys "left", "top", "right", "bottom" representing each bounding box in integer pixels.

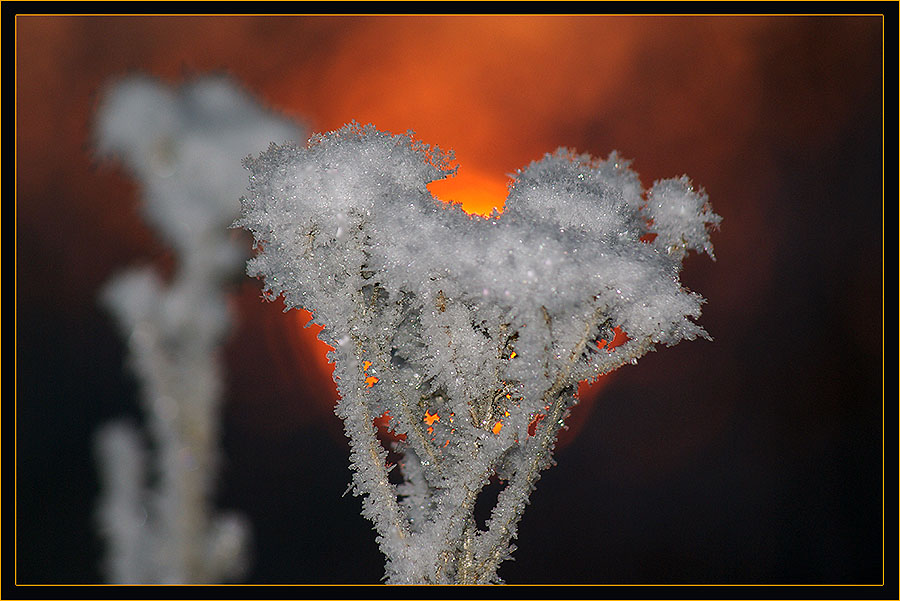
[
  {"left": 95, "top": 74, "right": 302, "bottom": 259},
  {"left": 94, "top": 74, "right": 302, "bottom": 583},
  {"left": 237, "top": 122, "right": 719, "bottom": 583}
]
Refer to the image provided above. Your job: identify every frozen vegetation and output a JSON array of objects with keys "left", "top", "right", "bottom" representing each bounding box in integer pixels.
[
  {"left": 237, "top": 122, "right": 720, "bottom": 583},
  {"left": 94, "top": 75, "right": 302, "bottom": 583}
]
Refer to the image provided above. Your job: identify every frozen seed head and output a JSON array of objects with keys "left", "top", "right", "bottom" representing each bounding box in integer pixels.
[
  {"left": 646, "top": 175, "right": 722, "bottom": 260},
  {"left": 95, "top": 74, "right": 303, "bottom": 255},
  {"left": 237, "top": 122, "right": 720, "bottom": 583},
  {"left": 238, "top": 122, "right": 719, "bottom": 362}
]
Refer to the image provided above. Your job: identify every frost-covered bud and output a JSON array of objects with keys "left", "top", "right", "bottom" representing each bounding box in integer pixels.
[
  {"left": 646, "top": 175, "right": 721, "bottom": 259},
  {"left": 95, "top": 75, "right": 302, "bottom": 255},
  {"left": 504, "top": 149, "right": 645, "bottom": 243}
]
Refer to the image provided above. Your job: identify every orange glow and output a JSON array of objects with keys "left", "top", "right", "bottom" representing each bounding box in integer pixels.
[
  {"left": 269, "top": 17, "right": 683, "bottom": 445},
  {"left": 561, "top": 378, "right": 610, "bottom": 448},
  {"left": 17, "top": 15, "right": 868, "bottom": 489},
  {"left": 269, "top": 17, "right": 666, "bottom": 445},
  {"left": 491, "top": 409, "right": 511, "bottom": 435},
  {"left": 424, "top": 410, "right": 440, "bottom": 426},
  {"left": 598, "top": 326, "right": 629, "bottom": 352},
  {"left": 527, "top": 413, "right": 546, "bottom": 437},
  {"left": 276, "top": 17, "right": 655, "bottom": 191},
  {"left": 362, "top": 358, "right": 378, "bottom": 387},
  {"left": 374, "top": 410, "right": 407, "bottom": 443},
  {"left": 291, "top": 309, "right": 335, "bottom": 381},
  {"left": 427, "top": 168, "right": 511, "bottom": 216}
]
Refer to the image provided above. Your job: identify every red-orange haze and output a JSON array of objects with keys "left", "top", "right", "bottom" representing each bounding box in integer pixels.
[
  {"left": 241, "top": 16, "right": 766, "bottom": 445},
  {"left": 17, "top": 15, "right": 777, "bottom": 447},
  {"left": 272, "top": 17, "right": 684, "bottom": 443},
  {"left": 273, "top": 17, "right": 652, "bottom": 214}
]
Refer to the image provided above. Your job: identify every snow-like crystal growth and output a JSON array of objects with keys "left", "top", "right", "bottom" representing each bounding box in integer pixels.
[
  {"left": 236, "top": 122, "right": 720, "bottom": 583},
  {"left": 94, "top": 74, "right": 302, "bottom": 584},
  {"left": 646, "top": 175, "right": 721, "bottom": 260},
  {"left": 95, "top": 74, "right": 302, "bottom": 257}
]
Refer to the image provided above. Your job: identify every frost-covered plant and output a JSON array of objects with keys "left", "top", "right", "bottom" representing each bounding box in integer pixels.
[
  {"left": 94, "top": 74, "right": 302, "bottom": 583},
  {"left": 236, "top": 122, "right": 720, "bottom": 584}
]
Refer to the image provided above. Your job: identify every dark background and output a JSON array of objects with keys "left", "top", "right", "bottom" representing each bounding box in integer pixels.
[{"left": 12, "top": 13, "right": 890, "bottom": 589}]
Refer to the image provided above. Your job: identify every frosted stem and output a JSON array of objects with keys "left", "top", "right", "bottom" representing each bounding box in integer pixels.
[{"left": 93, "top": 74, "right": 302, "bottom": 583}]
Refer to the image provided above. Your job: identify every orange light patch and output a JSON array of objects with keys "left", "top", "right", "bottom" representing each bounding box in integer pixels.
[
  {"left": 374, "top": 410, "right": 406, "bottom": 443},
  {"left": 492, "top": 421, "right": 503, "bottom": 435},
  {"left": 363, "top": 359, "right": 378, "bottom": 388},
  {"left": 527, "top": 413, "right": 546, "bottom": 437},
  {"left": 427, "top": 168, "right": 510, "bottom": 217},
  {"left": 598, "top": 326, "right": 629, "bottom": 352},
  {"left": 424, "top": 410, "right": 441, "bottom": 436},
  {"left": 291, "top": 309, "right": 335, "bottom": 380},
  {"left": 272, "top": 17, "right": 650, "bottom": 450}
]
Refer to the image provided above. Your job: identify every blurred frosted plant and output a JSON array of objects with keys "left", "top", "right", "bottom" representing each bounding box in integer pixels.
[
  {"left": 93, "top": 74, "right": 302, "bottom": 583},
  {"left": 236, "top": 122, "right": 720, "bottom": 583}
]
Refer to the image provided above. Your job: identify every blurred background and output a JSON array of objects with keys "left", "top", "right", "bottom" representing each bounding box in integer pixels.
[{"left": 15, "top": 15, "right": 884, "bottom": 585}]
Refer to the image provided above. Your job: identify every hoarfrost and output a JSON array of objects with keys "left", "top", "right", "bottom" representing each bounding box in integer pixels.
[
  {"left": 94, "top": 74, "right": 302, "bottom": 583},
  {"left": 236, "top": 122, "right": 720, "bottom": 583}
]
